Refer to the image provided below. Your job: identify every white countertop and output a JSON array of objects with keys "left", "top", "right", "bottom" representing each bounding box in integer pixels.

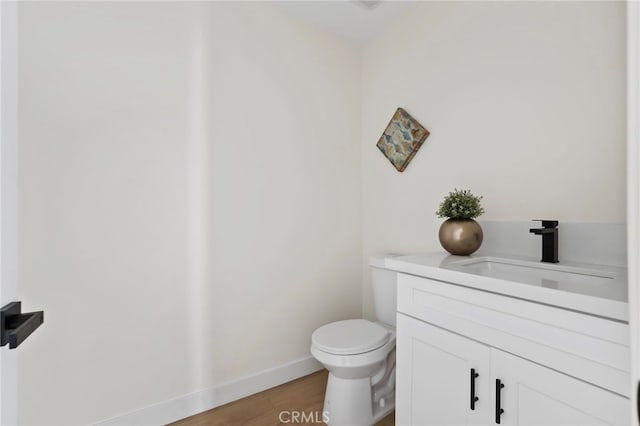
[{"left": 378, "top": 251, "right": 628, "bottom": 322}]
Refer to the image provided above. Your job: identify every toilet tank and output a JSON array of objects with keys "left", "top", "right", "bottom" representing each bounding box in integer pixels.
[{"left": 369, "top": 255, "right": 398, "bottom": 327}]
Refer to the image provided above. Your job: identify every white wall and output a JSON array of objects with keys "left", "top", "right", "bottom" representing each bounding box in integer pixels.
[
  {"left": 361, "top": 1, "right": 627, "bottom": 318},
  {"left": 0, "top": 2, "right": 19, "bottom": 424},
  {"left": 201, "top": 2, "right": 362, "bottom": 385},
  {"left": 17, "top": 2, "right": 361, "bottom": 424}
]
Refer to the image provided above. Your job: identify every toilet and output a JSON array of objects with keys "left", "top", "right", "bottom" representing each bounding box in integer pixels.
[{"left": 310, "top": 255, "right": 397, "bottom": 426}]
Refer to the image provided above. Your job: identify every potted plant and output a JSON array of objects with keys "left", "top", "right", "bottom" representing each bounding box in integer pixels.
[{"left": 436, "top": 189, "right": 485, "bottom": 255}]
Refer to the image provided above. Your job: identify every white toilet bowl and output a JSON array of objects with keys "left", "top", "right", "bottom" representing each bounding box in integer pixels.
[
  {"left": 310, "top": 256, "right": 398, "bottom": 425},
  {"left": 311, "top": 319, "right": 396, "bottom": 426}
]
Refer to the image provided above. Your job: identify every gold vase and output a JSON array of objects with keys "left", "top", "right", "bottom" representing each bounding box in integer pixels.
[{"left": 438, "top": 219, "right": 483, "bottom": 256}]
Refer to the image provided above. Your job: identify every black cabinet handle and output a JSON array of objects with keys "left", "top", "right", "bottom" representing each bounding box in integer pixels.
[
  {"left": 1, "top": 302, "right": 44, "bottom": 349},
  {"left": 495, "top": 379, "right": 505, "bottom": 424},
  {"left": 470, "top": 368, "right": 479, "bottom": 410}
]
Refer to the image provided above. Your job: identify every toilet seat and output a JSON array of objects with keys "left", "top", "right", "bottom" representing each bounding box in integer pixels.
[{"left": 312, "top": 319, "right": 390, "bottom": 355}]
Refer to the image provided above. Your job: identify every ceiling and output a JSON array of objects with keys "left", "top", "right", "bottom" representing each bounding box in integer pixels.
[{"left": 273, "top": 1, "right": 411, "bottom": 45}]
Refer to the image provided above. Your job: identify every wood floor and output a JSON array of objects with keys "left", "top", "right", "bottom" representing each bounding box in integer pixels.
[{"left": 170, "top": 370, "right": 395, "bottom": 426}]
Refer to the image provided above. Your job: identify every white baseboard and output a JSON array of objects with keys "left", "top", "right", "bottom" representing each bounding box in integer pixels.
[{"left": 94, "top": 356, "right": 323, "bottom": 426}]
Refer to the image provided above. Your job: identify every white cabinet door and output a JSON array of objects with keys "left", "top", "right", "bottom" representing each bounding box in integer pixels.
[
  {"left": 490, "top": 348, "right": 630, "bottom": 426},
  {"left": 396, "top": 314, "right": 491, "bottom": 426}
]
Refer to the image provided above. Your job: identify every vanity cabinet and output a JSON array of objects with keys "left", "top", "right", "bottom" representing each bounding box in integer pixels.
[
  {"left": 395, "top": 272, "right": 631, "bottom": 426},
  {"left": 490, "top": 348, "right": 628, "bottom": 426},
  {"left": 396, "top": 315, "right": 491, "bottom": 426}
]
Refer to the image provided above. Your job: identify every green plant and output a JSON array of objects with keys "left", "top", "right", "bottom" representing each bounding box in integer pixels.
[{"left": 436, "top": 189, "right": 485, "bottom": 220}]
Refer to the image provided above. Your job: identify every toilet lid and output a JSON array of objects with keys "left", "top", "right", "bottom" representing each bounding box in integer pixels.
[{"left": 312, "top": 319, "right": 390, "bottom": 355}]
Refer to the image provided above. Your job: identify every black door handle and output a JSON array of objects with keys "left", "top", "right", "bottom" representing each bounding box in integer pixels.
[
  {"left": 470, "top": 368, "right": 479, "bottom": 410},
  {"left": 1, "top": 302, "right": 44, "bottom": 349},
  {"left": 495, "top": 379, "right": 505, "bottom": 424}
]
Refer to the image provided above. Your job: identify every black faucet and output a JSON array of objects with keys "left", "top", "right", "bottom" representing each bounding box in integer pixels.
[{"left": 529, "top": 220, "right": 559, "bottom": 263}]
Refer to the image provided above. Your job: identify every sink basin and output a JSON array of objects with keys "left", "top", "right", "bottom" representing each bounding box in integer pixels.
[{"left": 445, "top": 256, "right": 626, "bottom": 302}]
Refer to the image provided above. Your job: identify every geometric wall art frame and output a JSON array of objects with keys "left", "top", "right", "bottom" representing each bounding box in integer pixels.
[{"left": 376, "top": 107, "right": 430, "bottom": 172}]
